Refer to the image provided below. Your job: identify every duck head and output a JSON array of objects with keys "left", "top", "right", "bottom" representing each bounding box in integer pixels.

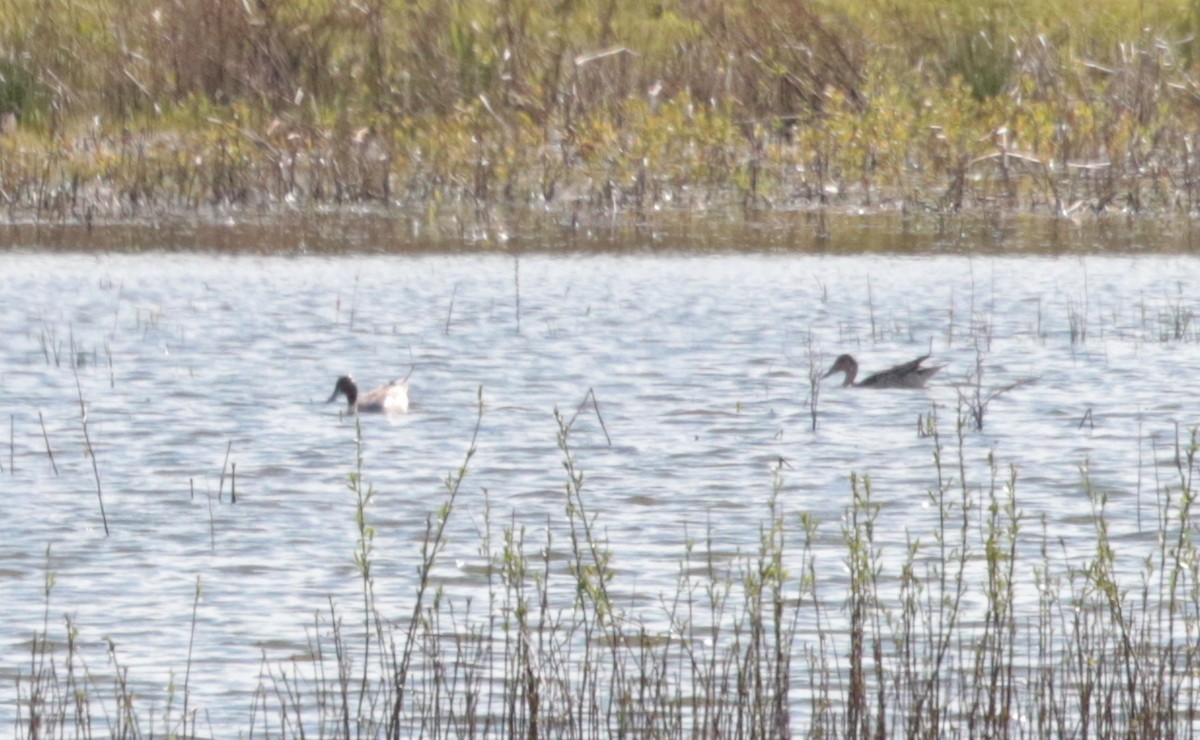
[
  {"left": 821, "top": 354, "right": 859, "bottom": 386},
  {"left": 327, "top": 375, "right": 359, "bottom": 406}
]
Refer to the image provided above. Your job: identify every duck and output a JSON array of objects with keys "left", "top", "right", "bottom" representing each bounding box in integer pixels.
[
  {"left": 821, "top": 353, "right": 941, "bottom": 389},
  {"left": 327, "top": 375, "right": 410, "bottom": 413}
]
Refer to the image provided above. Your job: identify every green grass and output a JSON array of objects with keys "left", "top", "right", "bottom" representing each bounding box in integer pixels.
[{"left": 3, "top": 0, "right": 1200, "bottom": 220}]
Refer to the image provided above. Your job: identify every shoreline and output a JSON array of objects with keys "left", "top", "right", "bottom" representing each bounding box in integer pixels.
[
  {"left": 2, "top": 202, "right": 1198, "bottom": 255},
  {"left": 5, "top": 1, "right": 1200, "bottom": 249}
]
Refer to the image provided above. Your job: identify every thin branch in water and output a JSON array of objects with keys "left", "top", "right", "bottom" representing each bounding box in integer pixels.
[
  {"left": 565, "top": 387, "right": 612, "bottom": 446},
  {"left": 445, "top": 282, "right": 458, "bottom": 336},
  {"left": 38, "top": 411, "right": 58, "bottom": 476},
  {"left": 218, "top": 440, "right": 232, "bottom": 501},
  {"left": 805, "top": 330, "right": 822, "bottom": 432},
  {"left": 867, "top": 276, "right": 877, "bottom": 343},
  {"left": 73, "top": 366, "right": 109, "bottom": 536},
  {"left": 109, "top": 282, "right": 122, "bottom": 340},
  {"left": 514, "top": 255, "right": 521, "bottom": 335}
]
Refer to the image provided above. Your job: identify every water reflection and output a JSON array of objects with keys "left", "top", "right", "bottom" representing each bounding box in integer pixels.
[{"left": 6, "top": 208, "right": 1200, "bottom": 255}]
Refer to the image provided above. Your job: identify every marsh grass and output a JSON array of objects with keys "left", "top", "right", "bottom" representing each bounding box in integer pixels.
[
  {"left": 1152, "top": 286, "right": 1197, "bottom": 342},
  {"left": 6, "top": 1, "right": 1200, "bottom": 222},
  {"left": 12, "top": 390, "right": 1200, "bottom": 736},
  {"left": 804, "top": 331, "right": 822, "bottom": 432}
]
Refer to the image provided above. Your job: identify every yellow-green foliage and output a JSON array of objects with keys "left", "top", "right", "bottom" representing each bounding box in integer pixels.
[
  {"left": 829, "top": 0, "right": 1192, "bottom": 59},
  {"left": 4, "top": 0, "right": 1200, "bottom": 215},
  {"left": 3, "top": 0, "right": 1195, "bottom": 124}
]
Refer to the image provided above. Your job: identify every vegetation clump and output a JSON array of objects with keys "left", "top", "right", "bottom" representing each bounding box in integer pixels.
[
  {"left": 14, "top": 406, "right": 1200, "bottom": 736},
  {"left": 3, "top": 0, "right": 1200, "bottom": 221}
]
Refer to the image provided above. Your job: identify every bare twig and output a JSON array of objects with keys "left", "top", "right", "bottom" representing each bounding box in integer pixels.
[
  {"left": 219, "top": 441, "right": 232, "bottom": 501},
  {"left": 73, "top": 367, "right": 109, "bottom": 536},
  {"left": 38, "top": 411, "right": 58, "bottom": 476},
  {"left": 566, "top": 387, "right": 612, "bottom": 446},
  {"left": 445, "top": 282, "right": 458, "bottom": 336},
  {"left": 805, "top": 331, "right": 822, "bottom": 432}
]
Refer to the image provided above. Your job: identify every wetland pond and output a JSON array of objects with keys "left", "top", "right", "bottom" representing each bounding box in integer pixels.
[{"left": 2, "top": 212, "right": 1199, "bottom": 735}]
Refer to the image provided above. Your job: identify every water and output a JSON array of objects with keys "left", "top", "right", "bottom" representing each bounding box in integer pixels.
[{"left": 1, "top": 237, "right": 1199, "bottom": 732}]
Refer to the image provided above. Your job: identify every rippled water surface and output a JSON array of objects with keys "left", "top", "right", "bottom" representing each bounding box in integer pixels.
[{"left": 2, "top": 239, "right": 1199, "bottom": 731}]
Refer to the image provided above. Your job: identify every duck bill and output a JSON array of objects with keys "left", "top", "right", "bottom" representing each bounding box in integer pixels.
[{"left": 326, "top": 390, "right": 340, "bottom": 403}]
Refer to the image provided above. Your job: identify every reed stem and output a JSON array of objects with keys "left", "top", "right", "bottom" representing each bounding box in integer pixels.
[{"left": 73, "top": 366, "right": 109, "bottom": 536}]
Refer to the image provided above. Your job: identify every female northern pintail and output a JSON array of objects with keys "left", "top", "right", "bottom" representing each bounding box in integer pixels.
[
  {"left": 327, "top": 375, "right": 410, "bottom": 413},
  {"left": 822, "top": 353, "right": 942, "bottom": 389}
]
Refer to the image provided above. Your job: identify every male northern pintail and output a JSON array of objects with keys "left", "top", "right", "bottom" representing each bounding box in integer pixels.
[
  {"left": 821, "top": 353, "right": 942, "bottom": 389},
  {"left": 327, "top": 375, "right": 410, "bottom": 413}
]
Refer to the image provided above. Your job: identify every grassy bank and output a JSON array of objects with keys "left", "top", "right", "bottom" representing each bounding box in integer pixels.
[
  {"left": 14, "top": 399, "right": 1200, "bottom": 736},
  {"left": 3, "top": 0, "right": 1200, "bottom": 222}
]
